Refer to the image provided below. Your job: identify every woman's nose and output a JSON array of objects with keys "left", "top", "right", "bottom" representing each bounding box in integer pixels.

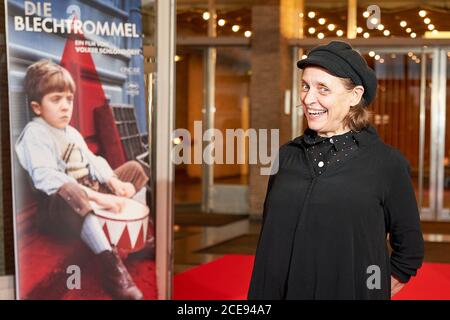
[{"left": 302, "top": 90, "right": 317, "bottom": 106}]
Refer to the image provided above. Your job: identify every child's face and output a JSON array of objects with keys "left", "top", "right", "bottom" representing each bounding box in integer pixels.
[{"left": 31, "top": 90, "right": 74, "bottom": 129}]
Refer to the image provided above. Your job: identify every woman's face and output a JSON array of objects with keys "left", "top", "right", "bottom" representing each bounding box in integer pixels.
[{"left": 300, "top": 66, "right": 363, "bottom": 137}]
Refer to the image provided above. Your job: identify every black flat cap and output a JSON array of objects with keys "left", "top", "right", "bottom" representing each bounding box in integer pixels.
[{"left": 297, "top": 41, "right": 377, "bottom": 105}]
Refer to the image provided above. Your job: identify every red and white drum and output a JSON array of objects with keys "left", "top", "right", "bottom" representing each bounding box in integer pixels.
[{"left": 91, "top": 198, "right": 150, "bottom": 253}]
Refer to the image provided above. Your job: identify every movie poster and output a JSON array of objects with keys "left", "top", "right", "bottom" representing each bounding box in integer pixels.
[{"left": 4, "top": 0, "right": 156, "bottom": 299}]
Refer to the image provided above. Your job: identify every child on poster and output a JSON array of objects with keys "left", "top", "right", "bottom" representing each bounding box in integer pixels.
[{"left": 15, "top": 59, "right": 151, "bottom": 300}]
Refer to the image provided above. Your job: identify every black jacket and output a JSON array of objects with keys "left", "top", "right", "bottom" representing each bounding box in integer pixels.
[{"left": 248, "top": 125, "right": 424, "bottom": 300}]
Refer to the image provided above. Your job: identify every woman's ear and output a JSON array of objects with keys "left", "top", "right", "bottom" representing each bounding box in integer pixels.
[
  {"left": 30, "top": 101, "right": 42, "bottom": 116},
  {"left": 350, "top": 85, "right": 365, "bottom": 106}
]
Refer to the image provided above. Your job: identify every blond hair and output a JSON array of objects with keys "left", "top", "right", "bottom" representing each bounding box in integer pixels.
[
  {"left": 341, "top": 78, "right": 372, "bottom": 131},
  {"left": 24, "top": 59, "right": 76, "bottom": 105}
]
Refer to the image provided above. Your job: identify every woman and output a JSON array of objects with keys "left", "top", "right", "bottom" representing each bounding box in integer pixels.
[{"left": 248, "top": 41, "right": 424, "bottom": 300}]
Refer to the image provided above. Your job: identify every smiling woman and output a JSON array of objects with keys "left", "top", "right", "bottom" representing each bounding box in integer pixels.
[{"left": 248, "top": 41, "right": 425, "bottom": 300}]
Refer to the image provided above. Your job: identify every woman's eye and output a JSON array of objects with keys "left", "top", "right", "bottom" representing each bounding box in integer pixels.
[{"left": 319, "top": 87, "right": 329, "bottom": 93}]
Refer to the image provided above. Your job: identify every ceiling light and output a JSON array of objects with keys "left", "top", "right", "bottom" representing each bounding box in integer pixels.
[{"left": 173, "top": 137, "right": 182, "bottom": 144}]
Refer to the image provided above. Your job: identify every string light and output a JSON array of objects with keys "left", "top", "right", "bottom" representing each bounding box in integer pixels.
[
  {"left": 174, "top": 55, "right": 181, "bottom": 62},
  {"left": 379, "top": 58, "right": 384, "bottom": 63},
  {"left": 232, "top": 25, "right": 240, "bottom": 32},
  {"left": 424, "top": 18, "right": 431, "bottom": 24},
  {"left": 363, "top": 32, "right": 370, "bottom": 38},
  {"left": 410, "top": 32, "right": 417, "bottom": 38},
  {"left": 327, "top": 24, "right": 336, "bottom": 31},
  {"left": 317, "top": 32, "right": 325, "bottom": 39},
  {"left": 318, "top": 18, "right": 326, "bottom": 25},
  {"left": 377, "top": 24, "right": 384, "bottom": 31},
  {"left": 374, "top": 54, "right": 380, "bottom": 60},
  {"left": 419, "top": 10, "right": 427, "bottom": 17},
  {"left": 383, "top": 30, "right": 390, "bottom": 36},
  {"left": 406, "top": 28, "right": 411, "bottom": 33},
  {"left": 202, "top": 11, "right": 210, "bottom": 20},
  {"left": 173, "top": 137, "right": 182, "bottom": 144},
  {"left": 428, "top": 24, "right": 435, "bottom": 31},
  {"left": 356, "top": 27, "right": 363, "bottom": 34},
  {"left": 363, "top": 11, "right": 370, "bottom": 18},
  {"left": 408, "top": 52, "right": 414, "bottom": 57},
  {"left": 218, "top": 19, "right": 226, "bottom": 26},
  {"left": 308, "top": 27, "right": 316, "bottom": 34},
  {"left": 370, "top": 18, "right": 378, "bottom": 25},
  {"left": 400, "top": 21, "right": 407, "bottom": 27},
  {"left": 308, "top": 11, "right": 316, "bottom": 18},
  {"left": 302, "top": 54, "right": 308, "bottom": 59},
  {"left": 244, "top": 30, "right": 252, "bottom": 38},
  {"left": 336, "top": 30, "right": 344, "bottom": 37}
]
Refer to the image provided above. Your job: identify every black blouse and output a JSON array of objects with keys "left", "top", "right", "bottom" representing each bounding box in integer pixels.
[
  {"left": 248, "top": 125, "right": 425, "bottom": 300},
  {"left": 302, "top": 129, "right": 358, "bottom": 176}
]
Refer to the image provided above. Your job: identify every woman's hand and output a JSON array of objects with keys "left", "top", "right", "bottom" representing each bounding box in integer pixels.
[
  {"left": 391, "top": 275, "right": 406, "bottom": 297},
  {"left": 93, "top": 193, "right": 125, "bottom": 213},
  {"left": 108, "top": 177, "right": 136, "bottom": 198}
]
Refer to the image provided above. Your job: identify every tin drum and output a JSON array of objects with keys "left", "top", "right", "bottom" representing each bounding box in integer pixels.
[{"left": 90, "top": 198, "right": 150, "bottom": 253}]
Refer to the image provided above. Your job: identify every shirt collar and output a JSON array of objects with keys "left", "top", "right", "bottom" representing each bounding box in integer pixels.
[
  {"left": 301, "top": 128, "right": 357, "bottom": 151},
  {"left": 293, "top": 125, "right": 380, "bottom": 149}
]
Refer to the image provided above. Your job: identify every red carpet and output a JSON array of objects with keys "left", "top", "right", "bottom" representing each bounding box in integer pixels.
[{"left": 174, "top": 255, "right": 450, "bottom": 300}]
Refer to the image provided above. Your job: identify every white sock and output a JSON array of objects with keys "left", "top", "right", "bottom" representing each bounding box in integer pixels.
[{"left": 80, "top": 213, "right": 112, "bottom": 255}]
